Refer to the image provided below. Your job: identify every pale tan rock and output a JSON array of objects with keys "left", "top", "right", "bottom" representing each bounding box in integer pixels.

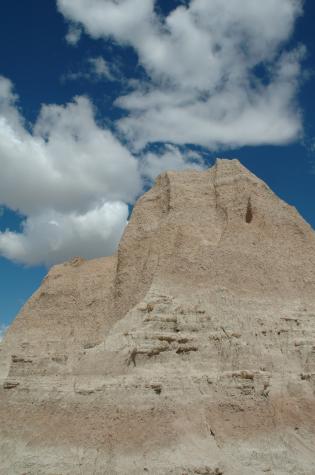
[{"left": 0, "top": 159, "right": 315, "bottom": 474}]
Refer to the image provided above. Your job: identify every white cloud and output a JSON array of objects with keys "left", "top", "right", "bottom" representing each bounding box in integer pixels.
[
  {"left": 57, "top": 0, "right": 304, "bottom": 149},
  {"left": 57, "top": 0, "right": 154, "bottom": 43},
  {"left": 88, "top": 57, "right": 115, "bottom": 81},
  {"left": 62, "top": 56, "right": 117, "bottom": 83},
  {"left": 0, "top": 76, "right": 141, "bottom": 265},
  {"left": 141, "top": 145, "right": 205, "bottom": 181},
  {"left": 117, "top": 47, "right": 304, "bottom": 150},
  {"left": 65, "top": 24, "right": 82, "bottom": 45},
  {"left": 0, "top": 202, "right": 128, "bottom": 266},
  {"left": 0, "top": 76, "right": 26, "bottom": 136},
  {"left": 0, "top": 77, "right": 141, "bottom": 216}
]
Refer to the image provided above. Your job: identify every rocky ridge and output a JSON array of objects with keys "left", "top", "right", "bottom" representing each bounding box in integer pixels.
[{"left": 0, "top": 159, "right": 315, "bottom": 474}]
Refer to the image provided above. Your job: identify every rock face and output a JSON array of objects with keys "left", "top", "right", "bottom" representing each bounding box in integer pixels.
[{"left": 1, "top": 159, "right": 315, "bottom": 474}]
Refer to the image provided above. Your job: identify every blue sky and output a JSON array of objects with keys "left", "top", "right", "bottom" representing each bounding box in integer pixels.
[{"left": 0, "top": 0, "right": 315, "bottom": 334}]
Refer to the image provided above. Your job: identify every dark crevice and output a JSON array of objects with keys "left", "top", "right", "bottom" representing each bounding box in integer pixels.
[{"left": 245, "top": 198, "right": 253, "bottom": 223}]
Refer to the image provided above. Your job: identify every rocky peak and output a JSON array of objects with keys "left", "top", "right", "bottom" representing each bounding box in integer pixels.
[
  {"left": 1, "top": 159, "right": 315, "bottom": 475},
  {"left": 114, "top": 159, "right": 315, "bottom": 319}
]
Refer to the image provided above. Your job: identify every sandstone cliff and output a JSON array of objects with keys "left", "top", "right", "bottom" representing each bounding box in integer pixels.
[{"left": 0, "top": 159, "right": 315, "bottom": 474}]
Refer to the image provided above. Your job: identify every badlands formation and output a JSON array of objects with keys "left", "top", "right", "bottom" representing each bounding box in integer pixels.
[{"left": 0, "top": 159, "right": 315, "bottom": 474}]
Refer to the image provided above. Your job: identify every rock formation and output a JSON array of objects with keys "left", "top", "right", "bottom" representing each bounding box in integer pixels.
[{"left": 0, "top": 159, "right": 315, "bottom": 474}]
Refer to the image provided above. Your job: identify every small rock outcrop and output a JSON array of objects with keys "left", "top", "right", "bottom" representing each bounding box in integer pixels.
[{"left": 0, "top": 159, "right": 315, "bottom": 474}]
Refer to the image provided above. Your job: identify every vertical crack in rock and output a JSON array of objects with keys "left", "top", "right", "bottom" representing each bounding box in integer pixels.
[
  {"left": 158, "top": 171, "right": 172, "bottom": 214},
  {"left": 246, "top": 197, "right": 253, "bottom": 223}
]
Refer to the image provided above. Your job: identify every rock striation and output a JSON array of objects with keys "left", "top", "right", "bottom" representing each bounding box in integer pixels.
[{"left": 1, "top": 159, "right": 315, "bottom": 474}]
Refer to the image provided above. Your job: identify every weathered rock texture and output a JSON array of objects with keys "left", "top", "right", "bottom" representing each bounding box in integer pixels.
[{"left": 1, "top": 159, "right": 315, "bottom": 474}]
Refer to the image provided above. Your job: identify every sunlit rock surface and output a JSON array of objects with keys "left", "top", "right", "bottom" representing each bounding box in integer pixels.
[{"left": 1, "top": 159, "right": 315, "bottom": 474}]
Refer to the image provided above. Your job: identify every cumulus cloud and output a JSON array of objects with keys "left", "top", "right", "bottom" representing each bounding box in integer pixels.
[
  {"left": 57, "top": 0, "right": 304, "bottom": 149},
  {"left": 141, "top": 145, "right": 205, "bottom": 181},
  {"left": 0, "top": 77, "right": 140, "bottom": 216},
  {"left": 117, "top": 46, "right": 304, "bottom": 150},
  {"left": 57, "top": 0, "right": 154, "bottom": 44},
  {"left": 0, "top": 76, "right": 141, "bottom": 265},
  {"left": 0, "top": 203, "right": 128, "bottom": 266}
]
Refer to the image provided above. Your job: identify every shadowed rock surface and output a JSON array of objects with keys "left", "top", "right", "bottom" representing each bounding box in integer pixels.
[{"left": 1, "top": 159, "right": 315, "bottom": 474}]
